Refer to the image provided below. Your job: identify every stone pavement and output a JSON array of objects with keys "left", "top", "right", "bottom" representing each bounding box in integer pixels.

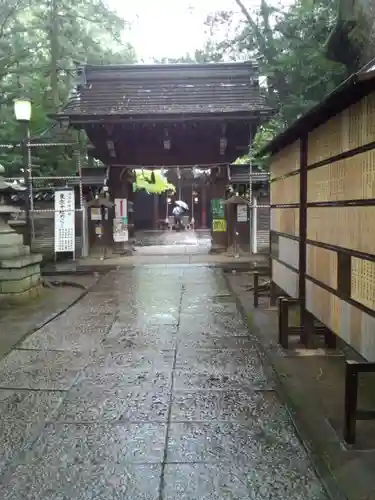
[
  {"left": 0, "top": 266, "right": 328, "bottom": 499},
  {"left": 0, "top": 274, "right": 97, "bottom": 361},
  {"left": 43, "top": 229, "right": 268, "bottom": 272},
  {"left": 133, "top": 229, "right": 211, "bottom": 254}
]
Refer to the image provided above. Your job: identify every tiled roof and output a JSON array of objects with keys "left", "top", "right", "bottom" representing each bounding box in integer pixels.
[
  {"left": 229, "top": 165, "right": 269, "bottom": 183},
  {"left": 60, "top": 62, "right": 272, "bottom": 118}
]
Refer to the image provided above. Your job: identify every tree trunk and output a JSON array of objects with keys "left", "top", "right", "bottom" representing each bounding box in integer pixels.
[
  {"left": 234, "top": 0, "right": 289, "bottom": 104},
  {"left": 49, "top": 0, "right": 59, "bottom": 111}
]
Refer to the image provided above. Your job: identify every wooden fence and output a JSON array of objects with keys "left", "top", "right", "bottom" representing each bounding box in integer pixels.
[{"left": 269, "top": 80, "right": 375, "bottom": 362}]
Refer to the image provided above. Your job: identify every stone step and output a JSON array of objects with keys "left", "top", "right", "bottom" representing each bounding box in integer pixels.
[
  {"left": 0, "top": 253, "right": 43, "bottom": 269},
  {"left": 0, "top": 263, "right": 41, "bottom": 281},
  {"left": 0, "top": 272, "right": 41, "bottom": 294},
  {"left": 0, "top": 231, "right": 23, "bottom": 246},
  {"left": 0, "top": 245, "right": 31, "bottom": 259},
  {"left": 0, "top": 283, "right": 43, "bottom": 304}
]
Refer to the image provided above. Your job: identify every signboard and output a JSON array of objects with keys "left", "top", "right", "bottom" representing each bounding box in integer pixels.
[
  {"left": 114, "top": 198, "right": 128, "bottom": 242},
  {"left": 211, "top": 199, "right": 225, "bottom": 218},
  {"left": 237, "top": 204, "right": 248, "bottom": 222},
  {"left": 91, "top": 207, "right": 101, "bottom": 221},
  {"left": 115, "top": 198, "right": 127, "bottom": 219},
  {"left": 54, "top": 190, "right": 75, "bottom": 253},
  {"left": 212, "top": 219, "right": 227, "bottom": 232},
  {"left": 113, "top": 218, "right": 128, "bottom": 242}
]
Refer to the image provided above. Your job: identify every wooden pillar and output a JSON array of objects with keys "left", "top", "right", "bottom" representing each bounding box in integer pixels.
[
  {"left": 153, "top": 194, "right": 159, "bottom": 229},
  {"left": 128, "top": 183, "right": 135, "bottom": 238},
  {"left": 210, "top": 170, "right": 228, "bottom": 253},
  {"left": 109, "top": 166, "right": 132, "bottom": 253},
  {"left": 201, "top": 183, "right": 207, "bottom": 228},
  {"left": 299, "top": 135, "right": 311, "bottom": 347}
]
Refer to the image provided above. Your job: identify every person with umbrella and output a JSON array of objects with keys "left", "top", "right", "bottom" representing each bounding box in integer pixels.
[{"left": 172, "top": 200, "right": 189, "bottom": 230}]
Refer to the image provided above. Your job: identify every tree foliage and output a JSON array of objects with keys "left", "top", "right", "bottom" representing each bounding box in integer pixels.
[
  {"left": 0, "top": 0, "right": 136, "bottom": 177},
  {"left": 155, "top": 41, "right": 224, "bottom": 64},
  {"left": 134, "top": 169, "right": 175, "bottom": 194},
  {"left": 205, "top": 0, "right": 351, "bottom": 165},
  {"left": 326, "top": 0, "right": 375, "bottom": 72}
]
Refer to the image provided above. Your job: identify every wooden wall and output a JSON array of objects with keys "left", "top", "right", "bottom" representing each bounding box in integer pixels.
[
  {"left": 270, "top": 140, "right": 300, "bottom": 299},
  {"left": 270, "top": 90, "right": 375, "bottom": 361}
]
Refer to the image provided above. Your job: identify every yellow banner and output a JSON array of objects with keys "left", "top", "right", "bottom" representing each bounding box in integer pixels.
[{"left": 212, "top": 219, "right": 227, "bottom": 232}]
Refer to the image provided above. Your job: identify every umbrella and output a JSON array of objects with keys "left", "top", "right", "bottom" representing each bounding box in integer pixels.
[{"left": 175, "top": 200, "right": 189, "bottom": 210}]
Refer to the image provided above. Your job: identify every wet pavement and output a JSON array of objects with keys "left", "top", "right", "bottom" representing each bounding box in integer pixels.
[
  {"left": 0, "top": 266, "right": 328, "bottom": 499},
  {"left": 133, "top": 229, "right": 211, "bottom": 255},
  {"left": 0, "top": 274, "right": 97, "bottom": 361}
]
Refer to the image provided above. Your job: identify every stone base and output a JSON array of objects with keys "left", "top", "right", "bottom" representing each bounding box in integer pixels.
[
  {"left": 0, "top": 218, "right": 43, "bottom": 302},
  {"left": 209, "top": 244, "right": 227, "bottom": 254},
  {"left": 0, "top": 273, "right": 41, "bottom": 294},
  {"left": 0, "top": 283, "right": 44, "bottom": 305},
  {"left": 0, "top": 253, "right": 42, "bottom": 269},
  {"left": 226, "top": 243, "right": 251, "bottom": 255},
  {"left": 0, "top": 263, "right": 41, "bottom": 281},
  {"left": 112, "top": 242, "right": 133, "bottom": 256}
]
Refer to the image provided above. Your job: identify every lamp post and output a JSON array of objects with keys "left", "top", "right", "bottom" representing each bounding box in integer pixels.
[{"left": 14, "top": 98, "right": 32, "bottom": 247}]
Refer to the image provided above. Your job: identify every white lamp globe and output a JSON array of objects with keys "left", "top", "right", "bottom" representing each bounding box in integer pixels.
[{"left": 14, "top": 99, "right": 32, "bottom": 122}]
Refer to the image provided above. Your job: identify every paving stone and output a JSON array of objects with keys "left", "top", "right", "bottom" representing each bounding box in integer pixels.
[
  {"left": 54, "top": 386, "right": 170, "bottom": 423},
  {"left": 0, "top": 350, "right": 89, "bottom": 390},
  {"left": 88, "top": 349, "right": 175, "bottom": 373},
  {"left": 1, "top": 461, "right": 161, "bottom": 500},
  {"left": 178, "top": 335, "right": 254, "bottom": 350},
  {"left": 175, "top": 348, "right": 264, "bottom": 373},
  {"left": 162, "top": 463, "right": 327, "bottom": 500},
  {"left": 171, "top": 389, "right": 283, "bottom": 423},
  {"left": 76, "top": 369, "right": 172, "bottom": 392},
  {"left": 173, "top": 370, "right": 270, "bottom": 391},
  {"left": 0, "top": 389, "right": 64, "bottom": 473},
  {"left": 166, "top": 420, "right": 304, "bottom": 464}
]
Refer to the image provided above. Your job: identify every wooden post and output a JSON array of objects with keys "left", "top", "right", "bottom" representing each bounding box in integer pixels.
[
  {"left": 252, "top": 196, "right": 258, "bottom": 254},
  {"left": 201, "top": 183, "right": 207, "bottom": 228},
  {"left": 299, "top": 135, "right": 312, "bottom": 348},
  {"left": 153, "top": 194, "right": 159, "bottom": 229},
  {"left": 210, "top": 171, "right": 228, "bottom": 253}
]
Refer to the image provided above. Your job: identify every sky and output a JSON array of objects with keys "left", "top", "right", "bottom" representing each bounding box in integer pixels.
[{"left": 108, "top": 0, "right": 259, "bottom": 61}]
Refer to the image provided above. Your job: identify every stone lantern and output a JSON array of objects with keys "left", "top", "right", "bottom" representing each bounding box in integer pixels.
[{"left": 0, "top": 165, "right": 43, "bottom": 303}]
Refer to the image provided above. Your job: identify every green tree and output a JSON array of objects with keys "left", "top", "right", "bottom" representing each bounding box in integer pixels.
[
  {"left": 155, "top": 41, "right": 223, "bottom": 64},
  {"left": 326, "top": 0, "right": 375, "bottom": 71},
  {"left": 0, "top": 0, "right": 136, "bottom": 176},
  {"left": 206, "top": 0, "right": 349, "bottom": 163}
]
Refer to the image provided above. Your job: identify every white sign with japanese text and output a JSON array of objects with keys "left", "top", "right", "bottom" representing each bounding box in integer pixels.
[
  {"left": 237, "top": 204, "right": 248, "bottom": 222},
  {"left": 54, "top": 190, "right": 75, "bottom": 253},
  {"left": 114, "top": 198, "right": 128, "bottom": 242}
]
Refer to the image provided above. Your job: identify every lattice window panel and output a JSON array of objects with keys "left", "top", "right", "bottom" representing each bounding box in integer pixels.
[
  {"left": 306, "top": 279, "right": 341, "bottom": 335},
  {"left": 271, "top": 174, "right": 300, "bottom": 205},
  {"left": 308, "top": 150, "right": 375, "bottom": 202},
  {"left": 272, "top": 259, "right": 298, "bottom": 298},
  {"left": 307, "top": 91, "right": 375, "bottom": 165},
  {"left": 271, "top": 207, "right": 300, "bottom": 235},
  {"left": 351, "top": 257, "right": 375, "bottom": 311},
  {"left": 306, "top": 244, "right": 337, "bottom": 289},
  {"left": 270, "top": 140, "right": 300, "bottom": 180},
  {"left": 307, "top": 206, "right": 375, "bottom": 255}
]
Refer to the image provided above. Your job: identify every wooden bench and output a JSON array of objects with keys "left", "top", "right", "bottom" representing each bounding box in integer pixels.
[
  {"left": 277, "top": 297, "right": 335, "bottom": 349},
  {"left": 253, "top": 271, "right": 271, "bottom": 308},
  {"left": 344, "top": 360, "right": 375, "bottom": 444}
]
